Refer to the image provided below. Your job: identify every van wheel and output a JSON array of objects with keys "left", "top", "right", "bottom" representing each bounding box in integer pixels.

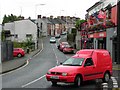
[
  {"left": 74, "top": 76, "right": 81, "bottom": 87},
  {"left": 102, "top": 72, "right": 110, "bottom": 82},
  {"left": 17, "top": 53, "right": 22, "bottom": 58},
  {"left": 51, "top": 81, "right": 57, "bottom": 86}
]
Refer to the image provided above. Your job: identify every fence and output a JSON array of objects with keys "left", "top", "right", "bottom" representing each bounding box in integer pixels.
[{"left": 1, "top": 41, "right": 13, "bottom": 62}]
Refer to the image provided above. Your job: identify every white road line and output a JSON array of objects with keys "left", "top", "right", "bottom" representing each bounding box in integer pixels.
[
  {"left": 51, "top": 44, "right": 59, "bottom": 66},
  {"left": 111, "top": 77, "right": 118, "bottom": 88},
  {"left": 1, "top": 39, "right": 44, "bottom": 76},
  {"left": 1, "top": 60, "right": 29, "bottom": 76},
  {"left": 22, "top": 75, "right": 45, "bottom": 88},
  {"left": 102, "top": 83, "right": 108, "bottom": 90}
]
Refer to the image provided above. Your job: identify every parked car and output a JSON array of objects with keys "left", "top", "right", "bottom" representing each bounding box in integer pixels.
[
  {"left": 55, "top": 34, "right": 60, "bottom": 38},
  {"left": 50, "top": 37, "right": 56, "bottom": 43},
  {"left": 46, "top": 49, "right": 112, "bottom": 87},
  {"left": 13, "top": 48, "right": 25, "bottom": 57},
  {"left": 62, "top": 45, "right": 75, "bottom": 54},
  {"left": 61, "top": 31, "right": 67, "bottom": 35},
  {"left": 58, "top": 42, "right": 69, "bottom": 51}
]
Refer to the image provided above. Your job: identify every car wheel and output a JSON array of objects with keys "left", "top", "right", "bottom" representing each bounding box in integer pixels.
[
  {"left": 72, "top": 50, "right": 76, "bottom": 54},
  {"left": 51, "top": 81, "right": 57, "bottom": 86},
  {"left": 102, "top": 72, "right": 110, "bottom": 82},
  {"left": 17, "top": 53, "right": 22, "bottom": 58},
  {"left": 74, "top": 75, "right": 82, "bottom": 87},
  {"left": 63, "top": 50, "right": 66, "bottom": 54}
]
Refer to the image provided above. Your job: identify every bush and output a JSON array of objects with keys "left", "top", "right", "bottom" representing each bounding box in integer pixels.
[{"left": 67, "top": 33, "right": 76, "bottom": 42}]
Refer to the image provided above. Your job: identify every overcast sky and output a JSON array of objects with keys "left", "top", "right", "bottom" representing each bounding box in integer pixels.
[{"left": 0, "top": 0, "right": 100, "bottom": 23}]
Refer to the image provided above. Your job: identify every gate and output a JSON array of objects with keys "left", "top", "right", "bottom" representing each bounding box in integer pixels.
[{"left": 1, "top": 41, "right": 13, "bottom": 62}]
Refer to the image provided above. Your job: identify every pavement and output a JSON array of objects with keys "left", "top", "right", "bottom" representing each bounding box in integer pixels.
[
  {"left": 0, "top": 37, "right": 120, "bottom": 74},
  {"left": 0, "top": 38, "right": 43, "bottom": 74}
]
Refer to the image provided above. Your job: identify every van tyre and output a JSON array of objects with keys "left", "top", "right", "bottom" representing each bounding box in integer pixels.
[
  {"left": 17, "top": 53, "right": 22, "bottom": 58},
  {"left": 102, "top": 72, "right": 110, "bottom": 82},
  {"left": 74, "top": 76, "right": 81, "bottom": 87},
  {"left": 51, "top": 81, "right": 57, "bottom": 86}
]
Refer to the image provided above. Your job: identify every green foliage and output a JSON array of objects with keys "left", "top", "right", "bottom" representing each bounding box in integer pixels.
[
  {"left": 1, "top": 30, "right": 5, "bottom": 41},
  {"left": 13, "top": 36, "right": 35, "bottom": 52},
  {"left": 67, "top": 33, "right": 76, "bottom": 42},
  {"left": 71, "top": 28, "right": 77, "bottom": 35},
  {"left": 75, "top": 19, "right": 86, "bottom": 29},
  {"left": 2, "top": 14, "right": 24, "bottom": 25}
]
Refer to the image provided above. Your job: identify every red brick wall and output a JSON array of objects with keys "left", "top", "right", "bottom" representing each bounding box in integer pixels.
[{"left": 111, "top": 6, "right": 117, "bottom": 25}]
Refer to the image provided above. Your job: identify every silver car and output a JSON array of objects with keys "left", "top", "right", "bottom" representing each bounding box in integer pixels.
[{"left": 50, "top": 37, "right": 56, "bottom": 43}]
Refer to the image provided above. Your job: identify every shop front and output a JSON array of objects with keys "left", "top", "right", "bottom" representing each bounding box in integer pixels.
[{"left": 88, "top": 31, "right": 107, "bottom": 49}]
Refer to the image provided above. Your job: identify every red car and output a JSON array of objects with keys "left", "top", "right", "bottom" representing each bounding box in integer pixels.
[
  {"left": 46, "top": 49, "right": 112, "bottom": 87},
  {"left": 13, "top": 48, "right": 25, "bottom": 57},
  {"left": 62, "top": 45, "right": 75, "bottom": 54},
  {"left": 58, "top": 42, "right": 69, "bottom": 51}
]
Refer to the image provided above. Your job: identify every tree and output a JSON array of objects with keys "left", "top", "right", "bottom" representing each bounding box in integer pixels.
[
  {"left": 75, "top": 19, "right": 86, "bottom": 30},
  {"left": 2, "top": 14, "right": 24, "bottom": 25}
]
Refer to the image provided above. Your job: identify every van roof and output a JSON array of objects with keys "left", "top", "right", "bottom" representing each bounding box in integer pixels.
[
  {"left": 72, "top": 54, "right": 91, "bottom": 58},
  {"left": 76, "top": 49, "right": 109, "bottom": 56}
]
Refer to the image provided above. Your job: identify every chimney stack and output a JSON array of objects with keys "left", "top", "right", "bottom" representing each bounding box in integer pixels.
[{"left": 38, "top": 15, "right": 41, "bottom": 18}]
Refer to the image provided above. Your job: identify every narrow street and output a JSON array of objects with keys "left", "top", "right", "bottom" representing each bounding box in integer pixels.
[{"left": 2, "top": 36, "right": 119, "bottom": 89}]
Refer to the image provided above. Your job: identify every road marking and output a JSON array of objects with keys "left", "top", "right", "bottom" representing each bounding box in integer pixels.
[
  {"left": 1, "top": 60, "right": 29, "bottom": 76},
  {"left": 22, "top": 75, "right": 45, "bottom": 88},
  {"left": 102, "top": 83, "right": 108, "bottom": 90},
  {"left": 1, "top": 39, "right": 44, "bottom": 76},
  {"left": 111, "top": 77, "right": 118, "bottom": 88},
  {"left": 51, "top": 44, "right": 59, "bottom": 66}
]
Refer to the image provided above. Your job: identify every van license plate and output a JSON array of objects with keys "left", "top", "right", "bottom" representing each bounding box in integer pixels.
[{"left": 50, "top": 76, "right": 59, "bottom": 79}]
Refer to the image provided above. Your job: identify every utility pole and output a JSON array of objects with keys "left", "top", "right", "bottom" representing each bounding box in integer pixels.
[{"left": 117, "top": 0, "right": 120, "bottom": 64}]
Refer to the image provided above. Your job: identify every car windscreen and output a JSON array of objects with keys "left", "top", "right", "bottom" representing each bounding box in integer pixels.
[
  {"left": 63, "top": 57, "right": 84, "bottom": 66},
  {"left": 51, "top": 37, "right": 55, "bottom": 40}
]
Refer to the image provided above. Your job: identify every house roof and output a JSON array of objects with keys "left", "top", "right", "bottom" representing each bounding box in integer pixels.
[
  {"left": 55, "top": 18, "right": 66, "bottom": 24},
  {"left": 48, "top": 18, "right": 60, "bottom": 24},
  {"left": 86, "top": 1, "right": 102, "bottom": 12}
]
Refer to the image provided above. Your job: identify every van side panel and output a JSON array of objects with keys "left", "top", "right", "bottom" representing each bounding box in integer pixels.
[{"left": 95, "top": 51, "right": 112, "bottom": 78}]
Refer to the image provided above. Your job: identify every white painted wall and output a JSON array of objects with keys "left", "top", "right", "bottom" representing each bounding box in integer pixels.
[
  {"left": 4, "top": 20, "right": 37, "bottom": 49},
  {"left": 37, "top": 18, "right": 48, "bottom": 36},
  {"left": 14, "top": 20, "right": 37, "bottom": 42}
]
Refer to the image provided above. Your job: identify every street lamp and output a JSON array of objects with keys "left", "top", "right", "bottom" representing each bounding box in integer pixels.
[{"left": 35, "top": 4, "right": 46, "bottom": 19}]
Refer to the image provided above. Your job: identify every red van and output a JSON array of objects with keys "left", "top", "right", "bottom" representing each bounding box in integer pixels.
[{"left": 46, "top": 49, "right": 112, "bottom": 87}]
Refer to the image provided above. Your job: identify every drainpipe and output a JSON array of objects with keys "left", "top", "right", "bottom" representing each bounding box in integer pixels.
[
  {"left": 117, "top": 0, "right": 120, "bottom": 64},
  {"left": 0, "top": 25, "right": 2, "bottom": 64}
]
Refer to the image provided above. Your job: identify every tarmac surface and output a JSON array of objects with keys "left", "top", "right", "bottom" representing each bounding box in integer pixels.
[
  {"left": 0, "top": 38, "right": 42, "bottom": 74},
  {"left": 0, "top": 37, "right": 120, "bottom": 74}
]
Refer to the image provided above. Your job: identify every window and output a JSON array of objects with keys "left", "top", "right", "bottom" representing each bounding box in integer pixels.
[
  {"left": 11, "top": 34, "right": 18, "bottom": 38},
  {"left": 26, "top": 34, "right": 32, "bottom": 38},
  {"left": 84, "top": 58, "right": 94, "bottom": 66}
]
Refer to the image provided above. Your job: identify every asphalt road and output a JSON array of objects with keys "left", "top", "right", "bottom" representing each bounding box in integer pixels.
[{"left": 2, "top": 36, "right": 120, "bottom": 89}]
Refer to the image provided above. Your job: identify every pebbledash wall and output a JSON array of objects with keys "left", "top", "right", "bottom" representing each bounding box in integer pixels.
[
  {"left": 106, "top": 27, "right": 117, "bottom": 63},
  {"left": 4, "top": 20, "right": 38, "bottom": 49}
]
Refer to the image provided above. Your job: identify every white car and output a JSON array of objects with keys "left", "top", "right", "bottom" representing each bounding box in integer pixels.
[{"left": 50, "top": 37, "right": 56, "bottom": 43}]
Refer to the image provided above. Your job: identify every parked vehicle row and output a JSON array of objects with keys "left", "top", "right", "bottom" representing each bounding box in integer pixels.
[
  {"left": 58, "top": 42, "right": 75, "bottom": 54},
  {"left": 46, "top": 49, "right": 112, "bottom": 87}
]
